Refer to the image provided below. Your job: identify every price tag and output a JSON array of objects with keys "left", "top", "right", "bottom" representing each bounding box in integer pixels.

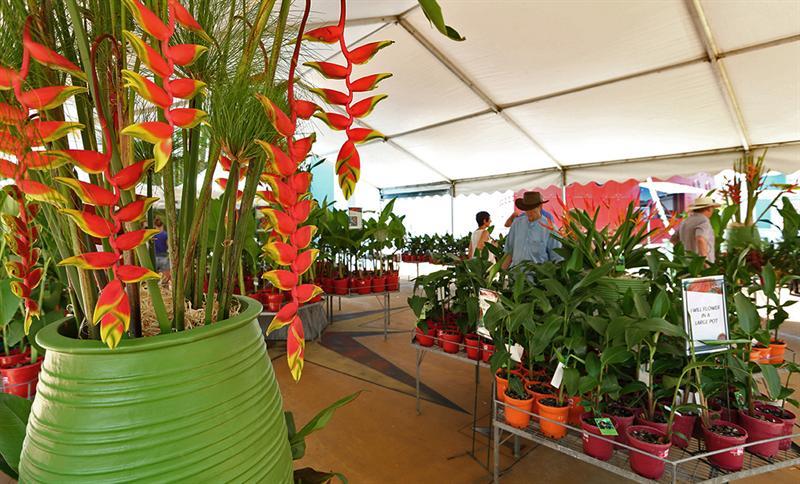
[
  {"left": 550, "top": 361, "right": 565, "bottom": 389},
  {"left": 594, "top": 418, "right": 618, "bottom": 436}
]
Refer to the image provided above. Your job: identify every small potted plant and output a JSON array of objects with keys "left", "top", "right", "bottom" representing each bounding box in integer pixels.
[
  {"left": 625, "top": 425, "right": 672, "bottom": 480},
  {"left": 503, "top": 374, "right": 534, "bottom": 429}
]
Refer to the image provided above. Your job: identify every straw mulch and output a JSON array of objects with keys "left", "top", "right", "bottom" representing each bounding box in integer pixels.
[{"left": 140, "top": 284, "right": 240, "bottom": 337}]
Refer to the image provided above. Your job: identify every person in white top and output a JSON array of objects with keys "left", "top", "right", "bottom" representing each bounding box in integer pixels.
[{"left": 468, "top": 211, "right": 495, "bottom": 261}]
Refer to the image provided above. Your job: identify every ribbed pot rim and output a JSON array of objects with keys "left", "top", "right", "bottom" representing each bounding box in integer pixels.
[{"left": 36, "top": 295, "right": 261, "bottom": 355}]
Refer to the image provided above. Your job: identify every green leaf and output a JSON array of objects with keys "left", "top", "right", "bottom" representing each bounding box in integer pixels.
[
  {"left": 572, "top": 264, "right": 611, "bottom": 293},
  {"left": 417, "top": 0, "right": 465, "bottom": 41},
  {"left": 650, "top": 290, "right": 670, "bottom": 319},
  {"left": 734, "top": 292, "right": 760, "bottom": 336},
  {"left": 600, "top": 346, "right": 632, "bottom": 366},
  {"left": 291, "top": 392, "right": 361, "bottom": 446},
  {"left": 634, "top": 318, "right": 687, "bottom": 339},
  {"left": 542, "top": 279, "right": 568, "bottom": 303},
  {"left": 0, "top": 280, "right": 20, "bottom": 327},
  {"left": 294, "top": 467, "right": 347, "bottom": 484},
  {"left": 0, "top": 393, "right": 32, "bottom": 474},
  {"left": 758, "top": 363, "right": 782, "bottom": 400},
  {"left": 761, "top": 264, "right": 776, "bottom": 298},
  {"left": 562, "top": 367, "right": 580, "bottom": 397},
  {"left": 585, "top": 352, "right": 600, "bottom": 379},
  {"left": 284, "top": 412, "right": 306, "bottom": 460}
]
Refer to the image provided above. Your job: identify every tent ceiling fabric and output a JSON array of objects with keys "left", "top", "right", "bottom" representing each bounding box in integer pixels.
[{"left": 301, "top": 0, "right": 800, "bottom": 196}]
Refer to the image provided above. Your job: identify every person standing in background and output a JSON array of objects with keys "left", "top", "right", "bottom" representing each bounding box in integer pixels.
[
  {"left": 468, "top": 211, "right": 496, "bottom": 262},
  {"left": 153, "top": 217, "right": 170, "bottom": 282},
  {"left": 503, "top": 191, "right": 562, "bottom": 269},
  {"left": 671, "top": 196, "right": 720, "bottom": 262}
]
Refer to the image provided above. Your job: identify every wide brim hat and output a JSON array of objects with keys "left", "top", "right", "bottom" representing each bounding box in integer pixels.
[
  {"left": 687, "top": 196, "right": 721, "bottom": 211},
  {"left": 515, "top": 191, "right": 547, "bottom": 211}
]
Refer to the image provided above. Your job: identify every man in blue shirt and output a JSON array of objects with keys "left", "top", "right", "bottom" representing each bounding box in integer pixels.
[{"left": 502, "top": 191, "right": 562, "bottom": 269}]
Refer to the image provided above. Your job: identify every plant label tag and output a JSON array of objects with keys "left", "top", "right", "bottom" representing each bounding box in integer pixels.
[
  {"left": 638, "top": 363, "right": 650, "bottom": 385},
  {"left": 594, "top": 418, "right": 618, "bottom": 436},
  {"left": 734, "top": 391, "right": 745, "bottom": 407},
  {"left": 506, "top": 343, "right": 524, "bottom": 363},
  {"left": 550, "top": 362, "right": 565, "bottom": 389}
]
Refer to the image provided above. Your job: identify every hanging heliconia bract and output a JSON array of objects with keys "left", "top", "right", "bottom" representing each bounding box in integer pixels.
[
  {"left": 301, "top": 0, "right": 393, "bottom": 199},
  {"left": 0, "top": 1, "right": 209, "bottom": 349}
]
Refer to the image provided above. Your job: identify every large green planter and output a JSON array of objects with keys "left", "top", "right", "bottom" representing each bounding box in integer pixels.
[
  {"left": 595, "top": 276, "right": 651, "bottom": 303},
  {"left": 19, "top": 296, "right": 292, "bottom": 483}
]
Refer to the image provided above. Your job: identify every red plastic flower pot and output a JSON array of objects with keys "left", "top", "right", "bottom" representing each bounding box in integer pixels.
[
  {"left": 356, "top": 277, "right": 372, "bottom": 295},
  {"left": 415, "top": 326, "right": 436, "bottom": 347},
  {"left": 440, "top": 330, "right": 462, "bottom": 354},
  {"left": 0, "top": 348, "right": 29, "bottom": 368},
  {"left": 464, "top": 334, "right": 481, "bottom": 360},
  {"left": 581, "top": 412, "right": 615, "bottom": 461},
  {"left": 401, "top": 253, "right": 411, "bottom": 262},
  {"left": 386, "top": 273, "right": 400, "bottom": 291},
  {"left": 738, "top": 409, "right": 784, "bottom": 458},
  {"left": 635, "top": 411, "right": 669, "bottom": 435},
  {"left": 702, "top": 421, "right": 748, "bottom": 471},
  {"left": 626, "top": 425, "right": 671, "bottom": 480},
  {"left": 607, "top": 406, "right": 636, "bottom": 448},
  {"left": 755, "top": 403, "right": 796, "bottom": 450},
  {"left": 1, "top": 357, "right": 43, "bottom": 398},
  {"left": 567, "top": 395, "right": 584, "bottom": 426},
  {"left": 372, "top": 275, "right": 386, "bottom": 293},
  {"left": 671, "top": 413, "right": 697, "bottom": 449},
  {"left": 320, "top": 277, "right": 334, "bottom": 294},
  {"left": 503, "top": 390, "right": 534, "bottom": 429},
  {"left": 333, "top": 277, "right": 349, "bottom": 295},
  {"left": 480, "top": 341, "right": 494, "bottom": 363}
]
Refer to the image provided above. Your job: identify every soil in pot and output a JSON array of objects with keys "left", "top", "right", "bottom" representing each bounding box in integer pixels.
[
  {"left": 464, "top": 334, "right": 481, "bottom": 360},
  {"left": 702, "top": 421, "right": 748, "bottom": 471},
  {"left": 738, "top": 410, "right": 783, "bottom": 458},
  {"left": 538, "top": 398, "right": 570, "bottom": 439},
  {"left": 626, "top": 426, "right": 671, "bottom": 480},
  {"left": 755, "top": 404, "right": 796, "bottom": 451},
  {"left": 768, "top": 340, "right": 786, "bottom": 364},
  {"left": 580, "top": 412, "right": 615, "bottom": 461},
  {"left": 503, "top": 387, "right": 534, "bottom": 429},
  {"left": 526, "top": 383, "right": 555, "bottom": 422},
  {"left": 607, "top": 405, "right": 636, "bottom": 448},
  {"left": 440, "top": 331, "right": 462, "bottom": 354}
]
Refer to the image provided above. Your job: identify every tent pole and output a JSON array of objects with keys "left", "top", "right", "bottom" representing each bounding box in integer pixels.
[
  {"left": 561, "top": 170, "right": 567, "bottom": 203},
  {"left": 450, "top": 182, "right": 455, "bottom": 235}
]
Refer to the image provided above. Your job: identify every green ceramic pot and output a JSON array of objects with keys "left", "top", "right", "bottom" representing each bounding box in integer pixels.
[
  {"left": 595, "top": 276, "right": 650, "bottom": 303},
  {"left": 19, "top": 296, "right": 292, "bottom": 483}
]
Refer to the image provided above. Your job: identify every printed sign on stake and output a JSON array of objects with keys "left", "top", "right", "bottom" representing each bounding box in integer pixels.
[{"left": 682, "top": 276, "right": 729, "bottom": 355}]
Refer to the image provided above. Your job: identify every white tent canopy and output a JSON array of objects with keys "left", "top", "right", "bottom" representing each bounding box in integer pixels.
[{"left": 300, "top": 0, "right": 800, "bottom": 197}]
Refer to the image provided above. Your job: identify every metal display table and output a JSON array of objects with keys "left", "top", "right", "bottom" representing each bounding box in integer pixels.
[
  {"left": 492, "top": 399, "right": 800, "bottom": 483},
  {"left": 412, "top": 337, "right": 512, "bottom": 472},
  {"left": 326, "top": 290, "right": 396, "bottom": 340},
  {"left": 257, "top": 301, "right": 328, "bottom": 341}
]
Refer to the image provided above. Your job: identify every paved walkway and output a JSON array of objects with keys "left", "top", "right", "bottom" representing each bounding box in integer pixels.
[{"left": 272, "top": 283, "right": 800, "bottom": 483}]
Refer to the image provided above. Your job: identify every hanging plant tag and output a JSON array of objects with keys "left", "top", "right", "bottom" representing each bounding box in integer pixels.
[
  {"left": 594, "top": 418, "right": 618, "bottom": 436},
  {"left": 638, "top": 363, "right": 650, "bottom": 385},
  {"left": 550, "top": 361, "right": 565, "bottom": 388},
  {"left": 734, "top": 391, "right": 745, "bottom": 407}
]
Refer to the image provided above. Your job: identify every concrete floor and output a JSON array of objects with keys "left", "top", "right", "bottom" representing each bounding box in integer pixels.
[{"left": 273, "top": 283, "right": 800, "bottom": 484}]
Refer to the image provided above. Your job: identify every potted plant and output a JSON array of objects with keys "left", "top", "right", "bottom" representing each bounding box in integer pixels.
[
  {"left": 0, "top": 0, "right": 366, "bottom": 479},
  {"left": 625, "top": 425, "right": 671, "bottom": 480},
  {"left": 503, "top": 373, "right": 534, "bottom": 429},
  {"left": 753, "top": 264, "right": 798, "bottom": 364}
]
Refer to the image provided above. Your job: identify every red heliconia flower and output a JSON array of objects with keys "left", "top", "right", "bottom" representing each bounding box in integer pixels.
[
  {"left": 304, "top": 0, "right": 392, "bottom": 200},
  {"left": 293, "top": 100, "right": 320, "bottom": 120},
  {"left": 123, "top": 0, "right": 171, "bottom": 40},
  {"left": 18, "top": 85, "right": 86, "bottom": 111},
  {"left": 304, "top": 61, "right": 349, "bottom": 79},
  {"left": 169, "top": 78, "right": 206, "bottom": 99},
  {"left": 23, "top": 20, "right": 85, "bottom": 79},
  {"left": 166, "top": 44, "right": 208, "bottom": 66},
  {"left": 123, "top": 31, "right": 171, "bottom": 78}
]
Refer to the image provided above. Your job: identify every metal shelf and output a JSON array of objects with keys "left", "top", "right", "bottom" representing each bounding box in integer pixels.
[{"left": 492, "top": 403, "right": 800, "bottom": 483}]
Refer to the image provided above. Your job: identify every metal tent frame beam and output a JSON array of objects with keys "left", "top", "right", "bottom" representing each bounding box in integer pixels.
[
  {"left": 319, "top": 7, "right": 799, "bottom": 193},
  {"left": 685, "top": 0, "right": 751, "bottom": 151}
]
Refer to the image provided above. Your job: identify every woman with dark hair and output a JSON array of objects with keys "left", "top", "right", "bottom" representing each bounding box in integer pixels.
[{"left": 468, "top": 211, "right": 495, "bottom": 261}]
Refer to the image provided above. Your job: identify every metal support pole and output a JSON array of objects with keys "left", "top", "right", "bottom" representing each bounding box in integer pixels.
[
  {"left": 383, "top": 292, "right": 389, "bottom": 341},
  {"left": 471, "top": 360, "right": 480, "bottom": 457},
  {"left": 450, "top": 182, "right": 455, "bottom": 235},
  {"left": 493, "top": 411, "right": 500, "bottom": 483},
  {"left": 415, "top": 348, "right": 422, "bottom": 415}
]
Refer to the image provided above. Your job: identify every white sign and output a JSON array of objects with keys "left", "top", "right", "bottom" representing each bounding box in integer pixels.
[
  {"left": 682, "top": 276, "right": 729, "bottom": 355},
  {"left": 348, "top": 207, "right": 362, "bottom": 229}
]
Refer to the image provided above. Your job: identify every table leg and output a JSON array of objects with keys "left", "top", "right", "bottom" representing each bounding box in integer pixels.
[
  {"left": 383, "top": 292, "right": 389, "bottom": 341},
  {"left": 415, "top": 348, "right": 422, "bottom": 415},
  {"left": 493, "top": 412, "right": 500, "bottom": 483}
]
